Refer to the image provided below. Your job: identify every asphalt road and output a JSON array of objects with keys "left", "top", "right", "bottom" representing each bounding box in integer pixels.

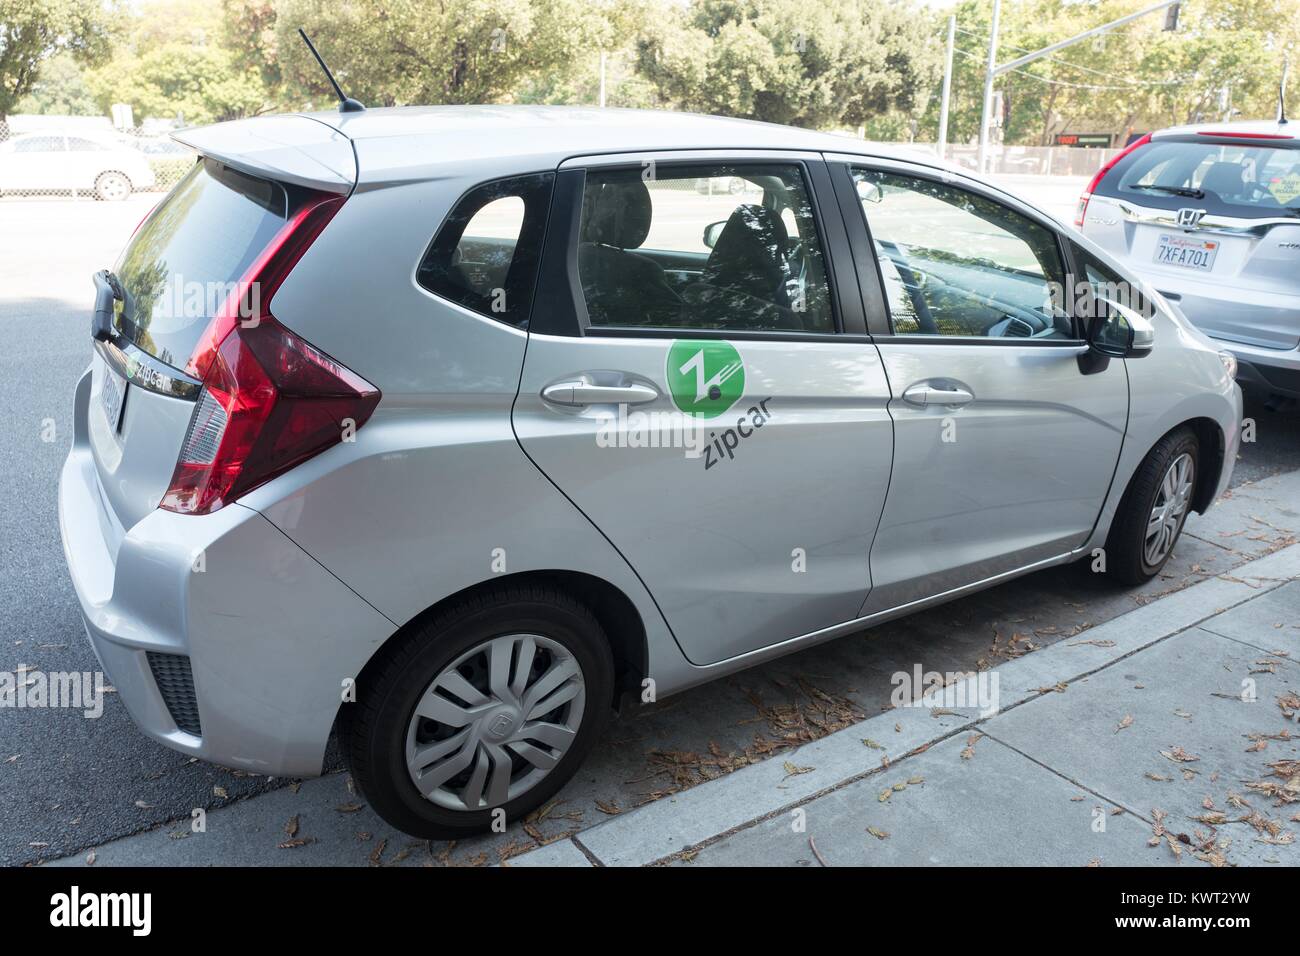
[{"left": 1, "top": 190, "right": 1297, "bottom": 866}]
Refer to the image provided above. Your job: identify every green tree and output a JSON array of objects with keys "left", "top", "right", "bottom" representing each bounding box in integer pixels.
[
  {"left": 13, "top": 50, "right": 98, "bottom": 114},
  {"left": 0, "top": 0, "right": 116, "bottom": 121},
  {"left": 273, "top": 0, "right": 630, "bottom": 108},
  {"left": 633, "top": 0, "right": 942, "bottom": 129},
  {"left": 87, "top": 41, "right": 267, "bottom": 125}
]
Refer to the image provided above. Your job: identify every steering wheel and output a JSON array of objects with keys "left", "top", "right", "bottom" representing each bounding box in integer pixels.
[{"left": 878, "top": 240, "right": 939, "bottom": 334}]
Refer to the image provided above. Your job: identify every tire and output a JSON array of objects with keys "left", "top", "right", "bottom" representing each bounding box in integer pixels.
[
  {"left": 1104, "top": 427, "right": 1199, "bottom": 586},
  {"left": 341, "top": 584, "right": 614, "bottom": 839},
  {"left": 94, "top": 171, "right": 132, "bottom": 202}
]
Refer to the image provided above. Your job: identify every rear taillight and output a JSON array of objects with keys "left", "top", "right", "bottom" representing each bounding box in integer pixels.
[
  {"left": 161, "top": 193, "right": 379, "bottom": 516},
  {"left": 1075, "top": 133, "right": 1151, "bottom": 227}
]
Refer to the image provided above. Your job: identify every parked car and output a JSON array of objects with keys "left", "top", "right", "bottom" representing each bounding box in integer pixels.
[
  {"left": 59, "top": 107, "right": 1241, "bottom": 838},
  {"left": 0, "top": 131, "right": 157, "bottom": 200},
  {"left": 1077, "top": 119, "right": 1300, "bottom": 407}
]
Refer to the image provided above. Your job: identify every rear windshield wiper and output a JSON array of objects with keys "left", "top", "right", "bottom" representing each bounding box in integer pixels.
[
  {"left": 92, "top": 269, "right": 124, "bottom": 342},
  {"left": 1129, "top": 184, "right": 1206, "bottom": 199}
]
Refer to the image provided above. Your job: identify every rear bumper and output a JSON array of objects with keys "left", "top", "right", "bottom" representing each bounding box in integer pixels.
[
  {"left": 1220, "top": 341, "right": 1300, "bottom": 400},
  {"left": 58, "top": 368, "right": 394, "bottom": 777}
]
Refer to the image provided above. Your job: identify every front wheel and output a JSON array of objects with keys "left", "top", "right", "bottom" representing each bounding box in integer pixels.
[
  {"left": 342, "top": 585, "right": 614, "bottom": 839},
  {"left": 1104, "top": 428, "right": 1199, "bottom": 585}
]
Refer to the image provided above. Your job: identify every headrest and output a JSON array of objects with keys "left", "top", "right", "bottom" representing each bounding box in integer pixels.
[
  {"left": 581, "top": 179, "right": 653, "bottom": 249},
  {"left": 1200, "top": 162, "right": 1243, "bottom": 198}
]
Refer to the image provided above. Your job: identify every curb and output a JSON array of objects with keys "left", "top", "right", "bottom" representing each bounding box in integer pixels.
[{"left": 506, "top": 540, "right": 1300, "bottom": 867}]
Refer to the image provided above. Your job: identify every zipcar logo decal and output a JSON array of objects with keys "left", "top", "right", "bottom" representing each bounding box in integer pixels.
[{"left": 666, "top": 340, "right": 745, "bottom": 419}]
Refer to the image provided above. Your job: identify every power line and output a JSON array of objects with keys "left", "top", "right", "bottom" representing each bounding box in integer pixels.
[
  {"left": 953, "top": 26, "right": 1179, "bottom": 87},
  {"left": 952, "top": 44, "right": 1180, "bottom": 90}
]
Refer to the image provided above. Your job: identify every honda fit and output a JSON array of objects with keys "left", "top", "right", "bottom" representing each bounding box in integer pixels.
[{"left": 59, "top": 106, "right": 1241, "bottom": 837}]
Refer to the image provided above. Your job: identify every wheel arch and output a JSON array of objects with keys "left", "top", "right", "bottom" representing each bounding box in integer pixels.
[
  {"left": 1183, "top": 416, "right": 1226, "bottom": 514},
  {"left": 344, "top": 569, "right": 648, "bottom": 725}
]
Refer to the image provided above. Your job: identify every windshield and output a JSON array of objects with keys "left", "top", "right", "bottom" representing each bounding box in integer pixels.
[{"left": 1098, "top": 138, "right": 1300, "bottom": 218}]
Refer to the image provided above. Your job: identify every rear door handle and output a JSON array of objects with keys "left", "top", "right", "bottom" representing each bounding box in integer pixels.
[
  {"left": 542, "top": 381, "right": 659, "bottom": 406},
  {"left": 901, "top": 382, "right": 974, "bottom": 407}
]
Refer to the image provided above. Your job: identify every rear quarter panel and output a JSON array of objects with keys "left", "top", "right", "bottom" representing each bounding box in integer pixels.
[{"left": 245, "top": 165, "right": 690, "bottom": 694}]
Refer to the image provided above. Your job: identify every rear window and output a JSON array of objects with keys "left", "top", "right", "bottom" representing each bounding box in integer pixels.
[
  {"left": 1097, "top": 138, "right": 1300, "bottom": 218},
  {"left": 113, "top": 158, "right": 304, "bottom": 370}
]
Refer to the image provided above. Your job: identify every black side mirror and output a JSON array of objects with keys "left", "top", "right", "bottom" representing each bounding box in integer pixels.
[{"left": 702, "top": 220, "right": 727, "bottom": 249}]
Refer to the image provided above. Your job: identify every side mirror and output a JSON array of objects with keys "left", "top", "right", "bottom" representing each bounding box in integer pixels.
[
  {"left": 703, "top": 220, "right": 727, "bottom": 249},
  {"left": 1088, "top": 299, "right": 1155, "bottom": 358},
  {"left": 856, "top": 179, "right": 883, "bottom": 204}
]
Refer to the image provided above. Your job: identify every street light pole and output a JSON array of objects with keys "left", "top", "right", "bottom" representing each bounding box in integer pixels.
[
  {"left": 937, "top": 15, "right": 956, "bottom": 160},
  {"left": 977, "top": 0, "right": 1001, "bottom": 174},
  {"left": 977, "top": 0, "right": 1181, "bottom": 174}
]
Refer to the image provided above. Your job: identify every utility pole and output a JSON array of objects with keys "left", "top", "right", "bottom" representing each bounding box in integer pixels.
[
  {"left": 937, "top": 15, "right": 956, "bottom": 159},
  {"left": 978, "top": 0, "right": 1182, "bottom": 174},
  {"left": 599, "top": 52, "right": 608, "bottom": 108},
  {"left": 976, "top": 0, "right": 1001, "bottom": 174}
]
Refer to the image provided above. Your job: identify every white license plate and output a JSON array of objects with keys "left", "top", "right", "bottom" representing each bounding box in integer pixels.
[
  {"left": 1154, "top": 233, "right": 1219, "bottom": 272},
  {"left": 101, "top": 367, "right": 127, "bottom": 433}
]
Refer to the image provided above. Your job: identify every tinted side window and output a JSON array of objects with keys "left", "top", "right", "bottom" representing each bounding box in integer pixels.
[
  {"left": 577, "top": 163, "right": 834, "bottom": 333},
  {"left": 67, "top": 137, "right": 107, "bottom": 152},
  {"left": 853, "top": 168, "right": 1073, "bottom": 340},
  {"left": 418, "top": 173, "right": 554, "bottom": 328},
  {"left": 15, "top": 136, "right": 65, "bottom": 153}
]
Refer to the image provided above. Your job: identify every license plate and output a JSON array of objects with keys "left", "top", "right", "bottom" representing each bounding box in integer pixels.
[
  {"left": 1154, "top": 233, "right": 1219, "bottom": 272},
  {"left": 101, "top": 367, "right": 127, "bottom": 433}
]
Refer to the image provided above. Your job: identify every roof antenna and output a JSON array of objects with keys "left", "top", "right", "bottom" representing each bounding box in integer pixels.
[
  {"left": 1279, "top": 55, "right": 1289, "bottom": 125},
  {"left": 298, "top": 28, "right": 365, "bottom": 113}
]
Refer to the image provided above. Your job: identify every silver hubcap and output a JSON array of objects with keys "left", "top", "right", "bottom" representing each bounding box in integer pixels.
[
  {"left": 1144, "top": 452, "right": 1194, "bottom": 567},
  {"left": 405, "top": 633, "right": 585, "bottom": 812},
  {"left": 99, "top": 175, "right": 128, "bottom": 200}
]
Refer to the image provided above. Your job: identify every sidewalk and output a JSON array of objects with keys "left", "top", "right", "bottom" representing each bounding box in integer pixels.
[{"left": 511, "top": 542, "right": 1300, "bottom": 867}]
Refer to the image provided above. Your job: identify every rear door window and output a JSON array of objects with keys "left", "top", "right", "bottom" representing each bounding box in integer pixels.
[
  {"left": 114, "top": 157, "right": 296, "bottom": 370},
  {"left": 1098, "top": 139, "right": 1300, "bottom": 217},
  {"left": 576, "top": 163, "right": 835, "bottom": 333},
  {"left": 417, "top": 173, "right": 554, "bottom": 327}
]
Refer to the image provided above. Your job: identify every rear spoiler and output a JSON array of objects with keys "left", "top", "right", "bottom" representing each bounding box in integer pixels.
[{"left": 171, "top": 115, "right": 356, "bottom": 195}]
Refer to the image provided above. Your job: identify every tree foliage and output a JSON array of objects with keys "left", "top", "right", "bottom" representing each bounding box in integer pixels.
[
  {"left": 0, "top": 0, "right": 115, "bottom": 120},
  {"left": 635, "top": 0, "right": 942, "bottom": 128}
]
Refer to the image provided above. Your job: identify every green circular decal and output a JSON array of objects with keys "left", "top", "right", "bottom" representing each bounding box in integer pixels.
[{"left": 666, "top": 339, "right": 745, "bottom": 419}]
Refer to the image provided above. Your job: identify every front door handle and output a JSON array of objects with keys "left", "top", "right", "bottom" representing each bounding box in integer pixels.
[
  {"left": 542, "top": 380, "right": 659, "bottom": 406},
  {"left": 901, "top": 382, "right": 974, "bottom": 407}
]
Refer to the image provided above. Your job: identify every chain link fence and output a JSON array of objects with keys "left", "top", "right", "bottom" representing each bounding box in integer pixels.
[
  {"left": 884, "top": 141, "right": 1124, "bottom": 177},
  {"left": 0, "top": 118, "right": 195, "bottom": 201}
]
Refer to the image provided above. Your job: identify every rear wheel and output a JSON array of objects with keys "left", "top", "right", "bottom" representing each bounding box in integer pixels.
[
  {"left": 342, "top": 584, "right": 614, "bottom": 838},
  {"left": 1105, "top": 428, "right": 1199, "bottom": 585},
  {"left": 95, "top": 171, "right": 131, "bottom": 201}
]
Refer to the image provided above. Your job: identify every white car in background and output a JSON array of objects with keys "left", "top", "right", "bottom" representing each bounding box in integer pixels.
[
  {"left": 0, "top": 131, "right": 157, "bottom": 200},
  {"left": 1077, "top": 119, "right": 1300, "bottom": 407}
]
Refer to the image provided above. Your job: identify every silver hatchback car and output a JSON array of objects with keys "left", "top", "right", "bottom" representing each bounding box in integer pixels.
[
  {"left": 59, "top": 107, "right": 1241, "bottom": 837},
  {"left": 1077, "top": 119, "right": 1300, "bottom": 406}
]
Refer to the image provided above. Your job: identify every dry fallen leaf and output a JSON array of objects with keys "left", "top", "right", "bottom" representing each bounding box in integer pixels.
[
  {"left": 213, "top": 786, "right": 229, "bottom": 798},
  {"left": 1115, "top": 714, "right": 1134, "bottom": 734},
  {"left": 866, "top": 826, "right": 890, "bottom": 840},
  {"left": 782, "top": 761, "right": 814, "bottom": 779},
  {"left": 284, "top": 815, "right": 299, "bottom": 839}
]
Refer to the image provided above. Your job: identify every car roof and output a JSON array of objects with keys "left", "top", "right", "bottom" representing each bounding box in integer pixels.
[
  {"left": 307, "top": 105, "right": 864, "bottom": 154},
  {"left": 1152, "top": 118, "right": 1296, "bottom": 141}
]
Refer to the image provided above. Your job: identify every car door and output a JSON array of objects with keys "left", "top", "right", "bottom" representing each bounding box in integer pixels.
[
  {"left": 513, "top": 152, "right": 893, "bottom": 666},
  {"left": 4, "top": 134, "right": 69, "bottom": 190},
  {"left": 827, "top": 154, "right": 1129, "bottom": 614}
]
